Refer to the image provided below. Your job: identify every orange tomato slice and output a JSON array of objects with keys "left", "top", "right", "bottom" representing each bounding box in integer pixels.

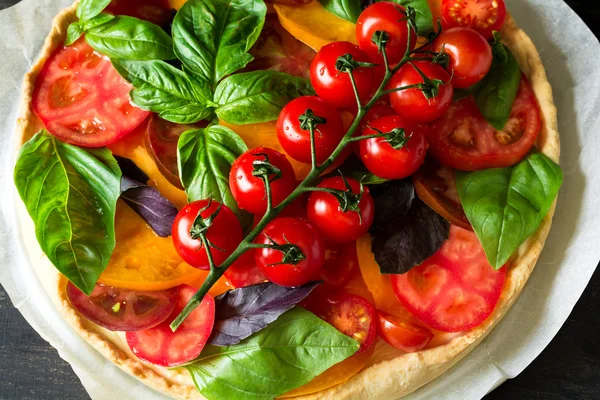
[{"left": 274, "top": 2, "right": 357, "bottom": 51}]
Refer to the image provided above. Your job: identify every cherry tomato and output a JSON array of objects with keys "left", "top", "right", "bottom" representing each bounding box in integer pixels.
[
  {"left": 276, "top": 96, "right": 345, "bottom": 164},
  {"left": 432, "top": 28, "right": 492, "bottom": 89},
  {"left": 254, "top": 217, "right": 325, "bottom": 287},
  {"left": 391, "top": 226, "right": 506, "bottom": 332},
  {"left": 388, "top": 61, "right": 454, "bottom": 123},
  {"left": 106, "top": 0, "right": 172, "bottom": 26},
  {"left": 126, "top": 285, "right": 215, "bottom": 367},
  {"left": 172, "top": 200, "right": 242, "bottom": 270},
  {"left": 413, "top": 157, "right": 471, "bottom": 230},
  {"left": 307, "top": 177, "right": 374, "bottom": 243},
  {"left": 224, "top": 251, "right": 268, "bottom": 288},
  {"left": 359, "top": 115, "right": 428, "bottom": 179},
  {"left": 356, "top": 2, "right": 417, "bottom": 65},
  {"left": 426, "top": 75, "right": 540, "bottom": 170},
  {"left": 310, "top": 41, "right": 374, "bottom": 109},
  {"left": 308, "top": 292, "right": 377, "bottom": 353},
  {"left": 229, "top": 147, "right": 297, "bottom": 215},
  {"left": 441, "top": 0, "right": 507, "bottom": 40},
  {"left": 67, "top": 282, "right": 178, "bottom": 331},
  {"left": 32, "top": 38, "right": 149, "bottom": 147},
  {"left": 320, "top": 242, "right": 360, "bottom": 289},
  {"left": 145, "top": 115, "right": 205, "bottom": 189},
  {"left": 361, "top": 103, "right": 397, "bottom": 130},
  {"left": 252, "top": 194, "right": 308, "bottom": 226},
  {"left": 377, "top": 310, "right": 434, "bottom": 352}
]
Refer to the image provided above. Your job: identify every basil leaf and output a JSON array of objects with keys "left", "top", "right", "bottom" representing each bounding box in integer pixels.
[
  {"left": 65, "top": 22, "right": 84, "bottom": 46},
  {"left": 474, "top": 44, "right": 521, "bottom": 130},
  {"left": 177, "top": 125, "right": 249, "bottom": 223},
  {"left": 76, "top": 0, "right": 112, "bottom": 22},
  {"left": 86, "top": 15, "right": 176, "bottom": 60},
  {"left": 111, "top": 59, "right": 213, "bottom": 124},
  {"left": 66, "top": 13, "right": 115, "bottom": 47},
  {"left": 14, "top": 131, "right": 121, "bottom": 295},
  {"left": 214, "top": 71, "right": 315, "bottom": 125},
  {"left": 186, "top": 307, "right": 359, "bottom": 400},
  {"left": 172, "top": 0, "right": 267, "bottom": 88},
  {"left": 369, "top": 179, "right": 450, "bottom": 274},
  {"left": 320, "top": 0, "right": 362, "bottom": 22},
  {"left": 456, "top": 152, "right": 563, "bottom": 269},
  {"left": 81, "top": 12, "right": 115, "bottom": 30},
  {"left": 210, "top": 281, "right": 319, "bottom": 346},
  {"left": 387, "top": 0, "right": 434, "bottom": 36},
  {"left": 115, "top": 155, "right": 149, "bottom": 184}
]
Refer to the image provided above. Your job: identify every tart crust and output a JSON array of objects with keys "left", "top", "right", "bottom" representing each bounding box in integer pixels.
[{"left": 15, "top": 3, "right": 559, "bottom": 399}]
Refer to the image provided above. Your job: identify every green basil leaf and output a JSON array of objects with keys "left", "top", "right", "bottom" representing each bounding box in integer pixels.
[
  {"left": 186, "top": 307, "right": 359, "bottom": 400},
  {"left": 14, "top": 131, "right": 121, "bottom": 295},
  {"left": 86, "top": 15, "right": 176, "bottom": 60},
  {"left": 387, "top": 0, "right": 434, "bottom": 36},
  {"left": 172, "top": 0, "right": 267, "bottom": 88},
  {"left": 111, "top": 59, "right": 213, "bottom": 124},
  {"left": 81, "top": 12, "right": 115, "bottom": 31},
  {"left": 320, "top": 0, "right": 362, "bottom": 23},
  {"left": 456, "top": 152, "right": 563, "bottom": 269},
  {"left": 214, "top": 71, "right": 315, "bottom": 125},
  {"left": 474, "top": 45, "right": 521, "bottom": 130},
  {"left": 76, "top": 0, "right": 112, "bottom": 22},
  {"left": 65, "top": 22, "right": 84, "bottom": 46},
  {"left": 177, "top": 125, "right": 249, "bottom": 223}
]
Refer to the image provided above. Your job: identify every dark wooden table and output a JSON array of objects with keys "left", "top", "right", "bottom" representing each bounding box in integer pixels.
[{"left": 1, "top": 1, "right": 599, "bottom": 399}]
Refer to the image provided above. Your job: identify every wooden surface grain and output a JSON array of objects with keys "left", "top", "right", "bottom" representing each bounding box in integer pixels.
[{"left": 1, "top": 0, "right": 599, "bottom": 399}]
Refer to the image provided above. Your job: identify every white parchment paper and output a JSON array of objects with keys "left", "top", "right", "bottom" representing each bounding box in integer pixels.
[{"left": 0, "top": 0, "right": 598, "bottom": 399}]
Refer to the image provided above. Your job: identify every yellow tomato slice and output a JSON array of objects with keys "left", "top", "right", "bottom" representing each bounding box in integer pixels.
[{"left": 274, "top": 2, "right": 357, "bottom": 51}]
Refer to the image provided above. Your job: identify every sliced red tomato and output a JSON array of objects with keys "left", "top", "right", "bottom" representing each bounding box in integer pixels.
[
  {"left": 224, "top": 251, "right": 268, "bottom": 288},
  {"left": 67, "top": 282, "right": 177, "bottom": 332},
  {"left": 126, "top": 285, "right": 215, "bottom": 367},
  {"left": 145, "top": 114, "right": 205, "bottom": 189},
  {"left": 440, "top": 0, "right": 506, "bottom": 40},
  {"left": 426, "top": 76, "right": 541, "bottom": 171},
  {"left": 106, "top": 0, "right": 173, "bottom": 26},
  {"left": 32, "top": 38, "right": 149, "bottom": 147},
  {"left": 243, "top": 14, "right": 316, "bottom": 79},
  {"left": 412, "top": 157, "right": 471, "bottom": 230},
  {"left": 391, "top": 226, "right": 506, "bottom": 332},
  {"left": 307, "top": 292, "right": 377, "bottom": 353},
  {"left": 377, "top": 310, "right": 433, "bottom": 352}
]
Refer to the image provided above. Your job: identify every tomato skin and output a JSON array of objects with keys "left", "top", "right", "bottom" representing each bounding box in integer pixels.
[
  {"left": 310, "top": 41, "right": 374, "bottom": 109},
  {"left": 276, "top": 96, "right": 345, "bottom": 164},
  {"left": 107, "top": 0, "right": 172, "bottom": 26},
  {"left": 432, "top": 28, "right": 492, "bottom": 89},
  {"left": 356, "top": 2, "right": 417, "bottom": 65},
  {"left": 320, "top": 242, "right": 360, "bottom": 289},
  {"left": 377, "top": 310, "right": 433, "bottom": 352},
  {"left": 307, "top": 292, "right": 377, "bottom": 353},
  {"left": 359, "top": 115, "right": 428, "bottom": 179},
  {"left": 229, "top": 147, "right": 297, "bottom": 215},
  {"left": 172, "top": 200, "right": 242, "bottom": 270},
  {"left": 391, "top": 226, "right": 507, "bottom": 332},
  {"left": 426, "top": 76, "right": 540, "bottom": 171},
  {"left": 307, "top": 177, "right": 375, "bottom": 243},
  {"left": 441, "top": 0, "right": 506, "bottom": 40},
  {"left": 224, "top": 250, "right": 268, "bottom": 288},
  {"left": 388, "top": 61, "right": 454, "bottom": 123},
  {"left": 254, "top": 218, "right": 325, "bottom": 287}
]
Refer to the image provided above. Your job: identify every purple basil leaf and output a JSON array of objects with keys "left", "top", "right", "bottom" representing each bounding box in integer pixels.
[
  {"left": 120, "top": 176, "right": 178, "bottom": 238},
  {"left": 369, "top": 179, "right": 450, "bottom": 274},
  {"left": 210, "top": 281, "right": 320, "bottom": 346},
  {"left": 115, "top": 155, "right": 149, "bottom": 184}
]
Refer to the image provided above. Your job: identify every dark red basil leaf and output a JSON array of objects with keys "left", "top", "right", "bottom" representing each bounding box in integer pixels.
[
  {"left": 115, "top": 155, "right": 149, "bottom": 184},
  {"left": 210, "top": 281, "right": 320, "bottom": 346},
  {"left": 120, "top": 176, "right": 178, "bottom": 237},
  {"left": 369, "top": 179, "right": 450, "bottom": 274}
]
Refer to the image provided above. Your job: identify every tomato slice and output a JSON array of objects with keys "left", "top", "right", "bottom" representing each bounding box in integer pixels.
[
  {"left": 67, "top": 282, "right": 177, "bottom": 331},
  {"left": 413, "top": 157, "right": 471, "bottom": 230},
  {"left": 145, "top": 114, "right": 204, "bottom": 189},
  {"left": 106, "top": 0, "right": 173, "bottom": 26},
  {"left": 126, "top": 285, "right": 215, "bottom": 367},
  {"left": 391, "top": 226, "right": 506, "bottom": 332},
  {"left": 377, "top": 310, "right": 433, "bottom": 352},
  {"left": 32, "top": 38, "right": 149, "bottom": 147},
  {"left": 440, "top": 0, "right": 506, "bottom": 39},
  {"left": 223, "top": 251, "right": 268, "bottom": 288},
  {"left": 426, "top": 76, "right": 540, "bottom": 171},
  {"left": 307, "top": 292, "right": 377, "bottom": 353}
]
